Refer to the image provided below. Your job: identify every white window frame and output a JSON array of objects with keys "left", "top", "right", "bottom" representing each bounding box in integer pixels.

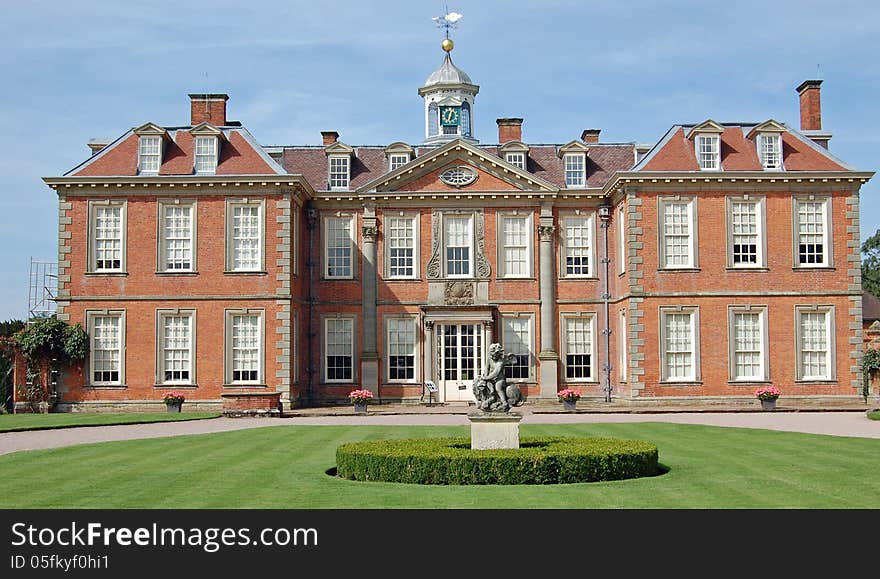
[
  {"left": 659, "top": 306, "right": 700, "bottom": 383},
  {"left": 328, "top": 155, "right": 350, "bottom": 190},
  {"left": 726, "top": 196, "right": 766, "bottom": 269},
  {"left": 695, "top": 134, "right": 720, "bottom": 171},
  {"left": 225, "top": 199, "right": 265, "bottom": 272},
  {"left": 561, "top": 313, "right": 597, "bottom": 383},
  {"left": 501, "top": 313, "right": 535, "bottom": 382},
  {"left": 563, "top": 153, "right": 586, "bottom": 188},
  {"left": 658, "top": 197, "right": 698, "bottom": 270},
  {"left": 385, "top": 316, "right": 419, "bottom": 383},
  {"left": 617, "top": 203, "right": 626, "bottom": 275},
  {"left": 157, "top": 200, "right": 197, "bottom": 273},
  {"left": 497, "top": 212, "right": 533, "bottom": 279},
  {"left": 505, "top": 152, "right": 526, "bottom": 170},
  {"left": 138, "top": 135, "right": 162, "bottom": 174},
  {"left": 388, "top": 153, "right": 410, "bottom": 172},
  {"left": 194, "top": 135, "right": 218, "bottom": 174},
  {"left": 792, "top": 196, "right": 832, "bottom": 268},
  {"left": 224, "top": 309, "right": 264, "bottom": 385},
  {"left": 324, "top": 214, "right": 356, "bottom": 280},
  {"left": 618, "top": 309, "right": 627, "bottom": 382},
  {"left": 323, "top": 316, "right": 356, "bottom": 384},
  {"left": 443, "top": 213, "right": 474, "bottom": 279},
  {"left": 88, "top": 200, "right": 127, "bottom": 273},
  {"left": 156, "top": 309, "right": 196, "bottom": 386},
  {"left": 758, "top": 133, "right": 783, "bottom": 170},
  {"left": 795, "top": 305, "right": 835, "bottom": 381},
  {"left": 727, "top": 306, "right": 768, "bottom": 382},
  {"left": 86, "top": 310, "right": 126, "bottom": 387},
  {"left": 560, "top": 213, "right": 595, "bottom": 278},
  {"left": 384, "top": 213, "right": 419, "bottom": 280}
]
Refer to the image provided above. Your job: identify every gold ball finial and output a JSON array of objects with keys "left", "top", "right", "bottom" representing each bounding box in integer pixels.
[{"left": 441, "top": 38, "right": 454, "bottom": 52}]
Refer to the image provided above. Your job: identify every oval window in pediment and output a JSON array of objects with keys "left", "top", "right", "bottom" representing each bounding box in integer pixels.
[{"left": 439, "top": 165, "right": 478, "bottom": 187}]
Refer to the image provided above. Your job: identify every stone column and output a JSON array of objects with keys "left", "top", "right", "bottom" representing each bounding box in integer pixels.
[
  {"left": 537, "top": 204, "right": 559, "bottom": 398},
  {"left": 423, "top": 320, "right": 434, "bottom": 401},
  {"left": 360, "top": 206, "right": 379, "bottom": 397}
]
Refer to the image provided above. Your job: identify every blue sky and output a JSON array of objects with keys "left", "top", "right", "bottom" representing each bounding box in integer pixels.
[{"left": 1, "top": 0, "right": 877, "bottom": 321}]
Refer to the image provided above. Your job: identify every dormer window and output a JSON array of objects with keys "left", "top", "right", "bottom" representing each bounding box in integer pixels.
[
  {"left": 563, "top": 153, "right": 585, "bottom": 187},
  {"left": 505, "top": 152, "right": 526, "bottom": 170},
  {"left": 194, "top": 136, "right": 218, "bottom": 174},
  {"left": 696, "top": 134, "right": 720, "bottom": 170},
  {"left": 758, "top": 133, "right": 783, "bottom": 170},
  {"left": 688, "top": 120, "right": 725, "bottom": 171},
  {"left": 133, "top": 122, "right": 168, "bottom": 175},
  {"left": 389, "top": 154, "right": 410, "bottom": 171},
  {"left": 558, "top": 141, "right": 590, "bottom": 188},
  {"left": 138, "top": 136, "right": 162, "bottom": 174},
  {"left": 329, "top": 155, "right": 350, "bottom": 190}
]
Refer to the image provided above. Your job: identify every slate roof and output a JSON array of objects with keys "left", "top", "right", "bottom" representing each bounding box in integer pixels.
[
  {"left": 634, "top": 122, "right": 852, "bottom": 172},
  {"left": 279, "top": 143, "right": 636, "bottom": 192}
]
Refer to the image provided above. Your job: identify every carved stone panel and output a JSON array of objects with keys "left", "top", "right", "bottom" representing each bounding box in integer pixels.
[
  {"left": 426, "top": 211, "right": 442, "bottom": 279},
  {"left": 445, "top": 281, "right": 474, "bottom": 305}
]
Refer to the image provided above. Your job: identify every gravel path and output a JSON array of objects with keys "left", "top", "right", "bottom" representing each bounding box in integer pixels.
[{"left": 0, "top": 410, "right": 876, "bottom": 456}]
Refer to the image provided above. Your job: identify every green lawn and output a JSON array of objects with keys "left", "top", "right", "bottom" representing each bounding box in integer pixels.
[
  {"left": 0, "top": 422, "right": 877, "bottom": 508},
  {"left": 0, "top": 412, "right": 221, "bottom": 432}
]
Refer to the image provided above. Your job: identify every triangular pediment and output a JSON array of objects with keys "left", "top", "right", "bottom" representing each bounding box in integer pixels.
[
  {"left": 435, "top": 95, "right": 466, "bottom": 106},
  {"left": 133, "top": 122, "right": 169, "bottom": 139},
  {"left": 324, "top": 141, "right": 354, "bottom": 155},
  {"left": 686, "top": 120, "right": 725, "bottom": 139},
  {"left": 190, "top": 121, "right": 225, "bottom": 139},
  {"left": 746, "top": 120, "right": 787, "bottom": 140},
  {"left": 356, "top": 139, "right": 558, "bottom": 194}
]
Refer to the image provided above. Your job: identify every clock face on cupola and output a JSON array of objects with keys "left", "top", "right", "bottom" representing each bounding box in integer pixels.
[{"left": 440, "top": 106, "right": 461, "bottom": 126}]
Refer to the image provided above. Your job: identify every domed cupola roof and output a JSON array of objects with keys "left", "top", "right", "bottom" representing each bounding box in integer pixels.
[{"left": 424, "top": 53, "right": 473, "bottom": 87}]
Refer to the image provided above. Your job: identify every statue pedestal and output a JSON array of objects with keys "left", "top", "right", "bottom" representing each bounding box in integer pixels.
[{"left": 468, "top": 412, "right": 522, "bottom": 450}]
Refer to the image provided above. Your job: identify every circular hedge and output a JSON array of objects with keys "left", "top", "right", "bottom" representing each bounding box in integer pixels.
[{"left": 335, "top": 436, "right": 659, "bottom": 485}]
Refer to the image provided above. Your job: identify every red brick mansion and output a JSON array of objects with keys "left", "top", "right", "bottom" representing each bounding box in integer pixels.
[{"left": 34, "top": 41, "right": 873, "bottom": 412}]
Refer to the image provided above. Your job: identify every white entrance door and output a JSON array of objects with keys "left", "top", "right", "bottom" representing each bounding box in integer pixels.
[{"left": 439, "top": 324, "right": 482, "bottom": 402}]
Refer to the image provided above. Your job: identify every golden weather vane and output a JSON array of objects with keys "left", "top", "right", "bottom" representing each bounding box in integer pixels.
[{"left": 432, "top": 7, "right": 462, "bottom": 52}]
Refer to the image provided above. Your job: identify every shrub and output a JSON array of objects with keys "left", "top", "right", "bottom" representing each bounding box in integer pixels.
[{"left": 336, "top": 436, "right": 659, "bottom": 485}]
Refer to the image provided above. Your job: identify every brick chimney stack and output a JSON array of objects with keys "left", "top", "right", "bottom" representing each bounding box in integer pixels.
[
  {"left": 581, "top": 129, "right": 601, "bottom": 144},
  {"left": 496, "top": 118, "right": 523, "bottom": 144},
  {"left": 321, "top": 131, "right": 340, "bottom": 145},
  {"left": 189, "top": 93, "right": 228, "bottom": 126},
  {"left": 796, "top": 80, "right": 822, "bottom": 132}
]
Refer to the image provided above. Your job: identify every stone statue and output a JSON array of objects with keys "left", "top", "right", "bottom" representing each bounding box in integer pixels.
[{"left": 473, "top": 343, "right": 523, "bottom": 413}]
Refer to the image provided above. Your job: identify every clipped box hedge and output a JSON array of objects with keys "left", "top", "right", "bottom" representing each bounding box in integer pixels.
[{"left": 336, "top": 436, "right": 659, "bottom": 485}]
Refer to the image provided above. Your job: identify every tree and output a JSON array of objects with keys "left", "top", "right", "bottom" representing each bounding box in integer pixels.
[
  {"left": 862, "top": 229, "right": 880, "bottom": 298},
  {"left": 10, "top": 317, "right": 88, "bottom": 412}
]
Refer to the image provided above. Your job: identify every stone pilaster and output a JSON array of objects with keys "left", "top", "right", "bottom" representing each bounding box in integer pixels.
[
  {"left": 55, "top": 195, "right": 72, "bottom": 321},
  {"left": 846, "top": 191, "right": 864, "bottom": 393},
  {"left": 360, "top": 206, "right": 379, "bottom": 396},
  {"left": 274, "top": 198, "right": 293, "bottom": 405},
  {"left": 626, "top": 192, "right": 646, "bottom": 397},
  {"left": 537, "top": 203, "right": 558, "bottom": 398}
]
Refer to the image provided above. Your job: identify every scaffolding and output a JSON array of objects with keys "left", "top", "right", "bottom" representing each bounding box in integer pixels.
[{"left": 28, "top": 258, "right": 57, "bottom": 321}]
